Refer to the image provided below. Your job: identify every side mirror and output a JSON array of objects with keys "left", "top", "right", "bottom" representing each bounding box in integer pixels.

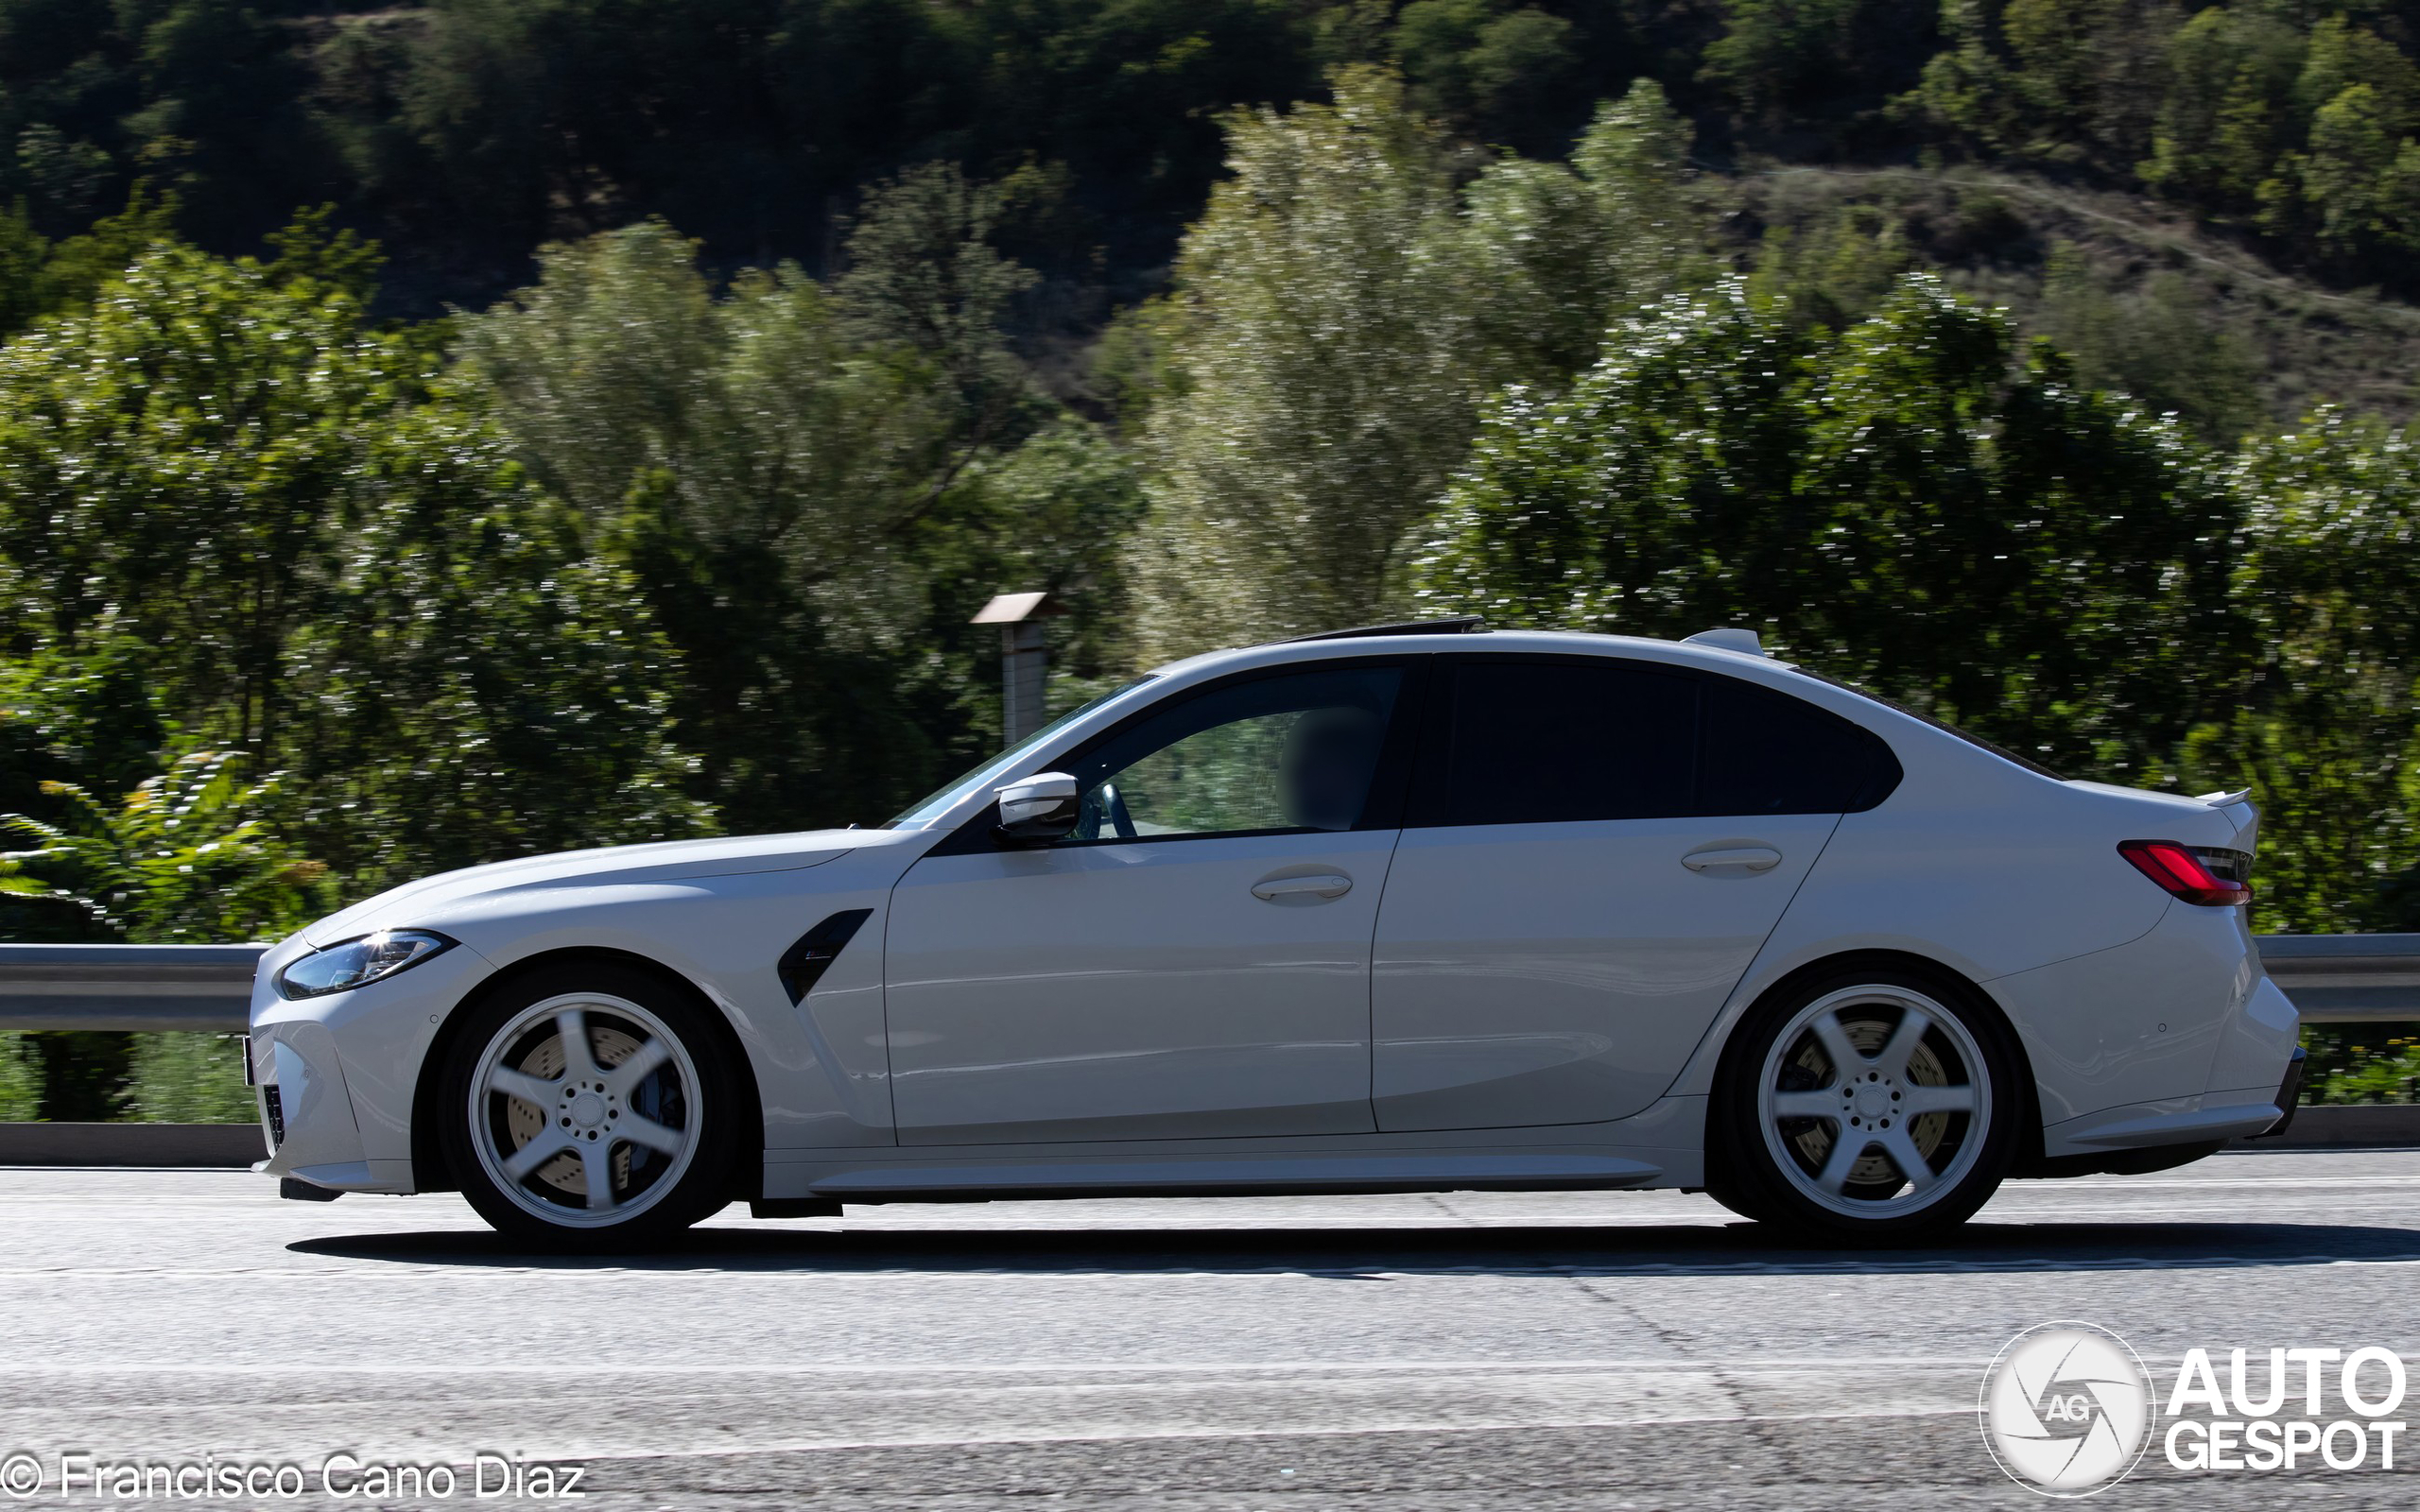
[{"left": 994, "top": 771, "right": 1080, "bottom": 843}]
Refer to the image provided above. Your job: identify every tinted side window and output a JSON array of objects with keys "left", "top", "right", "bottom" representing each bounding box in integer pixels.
[
  {"left": 1430, "top": 661, "right": 1699, "bottom": 825},
  {"left": 1699, "top": 675, "right": 1899, "bottom": 816}
]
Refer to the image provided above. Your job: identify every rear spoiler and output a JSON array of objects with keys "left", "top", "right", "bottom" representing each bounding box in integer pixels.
[{"left": 2198, "top": 788, "right": 2253, "bottom": 807}]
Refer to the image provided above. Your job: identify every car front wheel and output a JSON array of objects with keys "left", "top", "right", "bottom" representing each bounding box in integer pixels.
[
  {"left": 1712, "top": 969, "right": 2019, "bottom": 1241},
  {"left": 439, "top": 964, "right": 742, "bottom": 1248}
]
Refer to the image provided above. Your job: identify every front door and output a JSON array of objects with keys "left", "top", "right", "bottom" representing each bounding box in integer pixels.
[
  {"left": 885, "top": 662, "right": 1415, "bottom": 1145},
  {"left": 1372, "top": 656, "right": 1895, "bottom": 1131}
]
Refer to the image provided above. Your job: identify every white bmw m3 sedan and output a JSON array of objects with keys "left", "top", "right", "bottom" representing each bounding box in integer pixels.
[{"left": 248, "top": 620, "right": 2303, "bottom": 1246}]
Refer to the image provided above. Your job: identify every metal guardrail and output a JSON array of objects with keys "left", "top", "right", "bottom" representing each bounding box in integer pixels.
[
  {"left": 0, "top": 945, "right": 263, "bottom": 1032},
  {"left": 0, "top": 936, "right": 2417, "bottom": 1032},
  {"left": 2247, "top": 934, "right": 2420, "bottom": 1024}
]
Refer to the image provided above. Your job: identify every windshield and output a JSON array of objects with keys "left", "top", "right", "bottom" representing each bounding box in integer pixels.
[{"left": 884, "top": 679, "right": 1156, "bottom": 829}]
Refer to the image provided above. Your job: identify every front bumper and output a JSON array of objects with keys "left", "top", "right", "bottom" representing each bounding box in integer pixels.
[{"left": 248, "top": 933, "right": 496, "bottom": 1194}]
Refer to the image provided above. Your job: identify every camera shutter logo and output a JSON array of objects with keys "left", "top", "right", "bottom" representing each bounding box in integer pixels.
[{"left": 1979, "top": 1322, "right": 2155, "bottom": 1496}]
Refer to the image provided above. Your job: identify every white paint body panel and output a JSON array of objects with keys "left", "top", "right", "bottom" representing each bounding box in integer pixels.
[
  {"left": 1372, "top": 814, "right": 1838, "bottom": 1129},
  {"left": 885, "top": 831, "right": 1397, "bottom": 1143},
  {"left": 249, "top": 629, "right": 2297, "bottom": 1204}
]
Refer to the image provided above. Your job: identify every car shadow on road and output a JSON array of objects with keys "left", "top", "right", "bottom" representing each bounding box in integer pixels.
[{"left": 289, "top": 1219, "right": 2420, "bottom": 1277}]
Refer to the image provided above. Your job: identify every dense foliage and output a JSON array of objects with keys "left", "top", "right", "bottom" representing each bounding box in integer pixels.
[
  {"left": 1, "top": 9, "right": 2419, "bottom": 973},
  {"left": 10, "top": 4, "right": 2420, "bottom": 306}
]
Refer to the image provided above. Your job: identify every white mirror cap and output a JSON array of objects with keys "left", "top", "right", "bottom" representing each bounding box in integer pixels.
[
  {"left": 995, "top": 772, "right": 1079, "bottom": 823},
  {"left": 1681, "top": 627, "right": 1768, "bottom": 657},
  {"left": 997, "top": 771, "right": 1078, "bottom": 801}
]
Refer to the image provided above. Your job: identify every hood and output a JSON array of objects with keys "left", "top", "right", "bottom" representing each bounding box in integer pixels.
[{"left": 298, "top": 831, "right": 865, "bottom": 947}]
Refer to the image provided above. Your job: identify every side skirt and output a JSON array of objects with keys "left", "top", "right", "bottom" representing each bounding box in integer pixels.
[{"left": 755, "top": 1095, "right": 1710, "bottom": 1204}]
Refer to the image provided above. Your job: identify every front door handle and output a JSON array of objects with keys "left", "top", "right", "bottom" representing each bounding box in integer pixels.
[
  {"left": 1252, "top": 873, "right": 1353, "bottom": 902},
  {"left": 1683, "top": 846, "right": 1783, "bottom": 873}
]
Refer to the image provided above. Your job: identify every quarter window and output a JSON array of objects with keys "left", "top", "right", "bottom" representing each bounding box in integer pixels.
[{"left": 1699, "top": 675, "right": 1895, "bottom": 816}]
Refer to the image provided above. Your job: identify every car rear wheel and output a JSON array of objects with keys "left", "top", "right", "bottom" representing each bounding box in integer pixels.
[
  {"left": 1712, "top": 969, "right": 2019, "bottom": 1241},
  {"left": 440, "top": 965, "right": 742, "bottom": 1248}
]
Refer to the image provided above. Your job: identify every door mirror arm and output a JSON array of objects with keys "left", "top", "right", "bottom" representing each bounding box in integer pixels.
[{"left": 993, "top": 772, "right": 1081, "bottom": 845}]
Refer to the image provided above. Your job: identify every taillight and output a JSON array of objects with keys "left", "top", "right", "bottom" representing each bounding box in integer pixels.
[{"left": 2118, "top": 840, "right": 2253, "bottom": 907}]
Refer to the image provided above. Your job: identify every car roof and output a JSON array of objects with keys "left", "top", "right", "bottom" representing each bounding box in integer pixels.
[
  {"left": 1140, "top": 627, "right": 2005, "bottom": 770},
  {"left": 1149, "top": 627, "right": 1795, "bottom": 684}
]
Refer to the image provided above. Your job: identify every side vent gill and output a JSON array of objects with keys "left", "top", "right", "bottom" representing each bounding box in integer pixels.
[{"left": 778, "top": 908, "right": 873, "bottom": 1005}]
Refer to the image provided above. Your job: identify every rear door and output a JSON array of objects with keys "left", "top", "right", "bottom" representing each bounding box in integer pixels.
[{"left": 1369, "top": 655, "right": 1897, "bottom": 1131}]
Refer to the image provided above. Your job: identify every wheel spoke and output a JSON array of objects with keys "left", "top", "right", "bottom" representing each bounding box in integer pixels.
[
  {"left": 501, "top": 1127, "right": 573, "bottom": 1183},
  {"left": 554, "top": 1008, "right": 598, "bottom": 1080},
  {"left": 580, "top": 1145, "right": 616, "bottom": 1211},
  {"left": 1808, "top": 1009, "right": 1865, "bottom": 1079},
  {"left": 1874, "top": 1006, "right": 1933, "bottom": 1080},
  {"left": 619, "top": 1110, "right": 684, "bottom": 1156},
  {"left": 1900, "top": 1083, "right": 1977, "bottom": 1116},
  {"left": 485, "top": 1066, "right": 559, "bottom": 1108},
  {"left": 604, "top": 1037, "right": 672, "bottom": 1096},
  {"left": 1772, "top": 1090, "right": 1841, "bottom": 1122},
  {"left": 1814, "top": 1129, "right": 1871, "bottom": 1194},
  {"left": 1880, "top": 1129, "right": 1940, "bottom": 1193}
]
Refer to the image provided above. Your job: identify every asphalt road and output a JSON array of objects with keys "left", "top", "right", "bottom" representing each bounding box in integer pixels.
[{"left": 2, "top": 1150, "right": 2418, "bottom": 1508}]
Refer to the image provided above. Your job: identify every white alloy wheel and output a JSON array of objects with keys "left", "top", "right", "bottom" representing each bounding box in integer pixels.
[
  {"left": 1754, "top": 984, "right": 1992, "bottom": 1220},
  {"left": 465, "top": 992, "right": 704, "bottom": 1229}
]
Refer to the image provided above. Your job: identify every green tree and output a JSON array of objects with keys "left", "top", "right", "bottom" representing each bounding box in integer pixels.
[
  {"left": 2206, "top": 411, "right": 2420, "bottom": 931},
  {"left": 1904, "top": 0, "right": 2182, "bottom": 166},
  {"left": 454, "top": 198, "right": 1133, "bottom": 829},
  {"left": 2141, "top": 3, "right": 2306, "bottom": 210},
  {"left": 1129, "top": 66, "right": 1482, "bottom": 655},
  {"left": 1131, "top": 68, "right": 1706, "bottom": 659},
  {"left": 1392, "top": 0, "right": 1581, "bottom": 150},
  {"left": 0, "top": 222, "right": 710, "bottom": 888},
  {"left": 1416, "top": 274, "right": 2241, "bottom": 777},
  {"left": 0, "top": 748, "right": 331, "bottom": 943},
  {"left": 1705, "top": 0, "right": 1940, "bottom": 125}
]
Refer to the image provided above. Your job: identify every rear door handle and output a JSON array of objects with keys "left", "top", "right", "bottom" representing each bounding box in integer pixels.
[
  {"left": 1252, "top": 873, "right": 1353, "bottom": 902},
  {"left": 1683, "top": 846, "right": 1783, "bottom": 873}
]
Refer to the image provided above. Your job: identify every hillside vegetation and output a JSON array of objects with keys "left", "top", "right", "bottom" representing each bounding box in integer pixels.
[{"left": 0, "top": 4, "right": 2416, "bottom": 947}]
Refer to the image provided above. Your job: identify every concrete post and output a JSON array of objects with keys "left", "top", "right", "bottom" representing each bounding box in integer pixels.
[
  {"left": 971, "top": 591, "right": 1063, "bottom": 750},
  {"left": 1000, "top": 619, "right": 1048, "bottom": 747}
]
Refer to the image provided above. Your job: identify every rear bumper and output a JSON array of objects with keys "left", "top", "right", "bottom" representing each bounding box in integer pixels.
[
  {"left": 2042, "top": 1089, "right": 2292, "bottom": 1155},
  {"left": 2243, "top": 1045, "right": 2308, "bottom": 1141},
  {"left": 2039, "top": 995, "right": 2301, "bottom": 1158}
]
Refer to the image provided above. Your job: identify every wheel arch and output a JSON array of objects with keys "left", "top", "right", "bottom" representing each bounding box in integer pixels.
[
  {"left": 407, "top": 945, "right": 766, "bottom": 1198},
  {"left": 1701, "top": 947, "right": 2047, "bottom": 1185}
]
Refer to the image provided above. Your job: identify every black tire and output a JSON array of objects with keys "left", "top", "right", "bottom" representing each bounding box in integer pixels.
[
  {"left": 1710, "top": 966, "right": 2021, "bottom": 1243},
  {"left": 438, "top": 962, "right": 744, "bottom": 1249}
]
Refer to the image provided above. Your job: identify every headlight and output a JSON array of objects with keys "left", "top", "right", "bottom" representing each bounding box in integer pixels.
[{"left": 275, "top": 930, "right": 456, "bottom": 1000}]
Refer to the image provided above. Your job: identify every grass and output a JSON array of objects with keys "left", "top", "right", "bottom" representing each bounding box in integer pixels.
[
  {"left": 3, "top": 1031, "right": 256, "bottom": 1124},
  {"left": 2300, "top": 1022, "right": 2420, "bottom": 1106}
]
